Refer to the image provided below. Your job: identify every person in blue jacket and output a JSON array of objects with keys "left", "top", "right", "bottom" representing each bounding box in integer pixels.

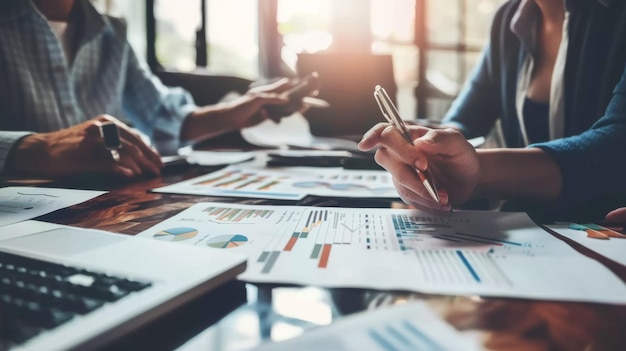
[
  {"left": 358, "top": 64, "right": 626, "bottom": 221},
  {"left": 440, "top": 0, "right": 626, "bottom": 149}
]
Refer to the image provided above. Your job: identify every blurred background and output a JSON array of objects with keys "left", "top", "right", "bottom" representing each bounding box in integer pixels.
[{"left": 92, "top": 0, "right": 504, "bottom": 135}]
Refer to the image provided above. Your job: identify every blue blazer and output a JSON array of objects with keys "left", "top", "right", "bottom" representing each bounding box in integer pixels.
[{"left": 443, "top": 0, "right": 626, "bottom": 149}]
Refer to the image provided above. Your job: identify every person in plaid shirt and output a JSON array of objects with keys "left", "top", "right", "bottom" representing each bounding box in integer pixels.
[{"left": 0, "top": 0, "right": 294, "bottom": 179}]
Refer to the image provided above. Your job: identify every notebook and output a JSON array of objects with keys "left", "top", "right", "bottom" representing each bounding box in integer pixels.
[{"left": 0, "top": 220, "right": 246, "bottom": 351}]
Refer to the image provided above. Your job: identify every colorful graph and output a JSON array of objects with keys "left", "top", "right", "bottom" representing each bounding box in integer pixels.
[
  {"left": 207, "top": 234, "right": 249, "bottom": 249},
  {"left": 153, "top": 227, "right": 198, "bottom": 242},
  {"left": 204, "top": 206, "right": 275, "bottom": 223},
  {"left": 569, "top": 223, "right": 626, "bottom": 239},
  {"left": 193, "top": 171, "right": 239, "bottom": 186}
]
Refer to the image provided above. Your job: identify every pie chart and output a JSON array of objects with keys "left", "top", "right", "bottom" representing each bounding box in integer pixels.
[
  {"left": 207, "top": 234, "right": 248, "bottom": 249},
  {"left": 153, "top": 227, "right": 198, "bottom": 242}
]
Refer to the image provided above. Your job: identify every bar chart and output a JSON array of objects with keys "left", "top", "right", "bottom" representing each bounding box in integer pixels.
[{"left": 137, "top": 202, "right": 626, "bottom": 304}]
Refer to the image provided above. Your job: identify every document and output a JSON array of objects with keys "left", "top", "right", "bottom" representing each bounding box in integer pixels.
[
  {"left": 185, "top": 150, "right": 257, "bottom": 166},
  {"left": 252, "top": 301, "right": 480, "bottom": 351},
  {"left": 137, "top": 202, "right": 626, "bottom": 304},
  {"left": 152, "top": 165, "right": 399, "bottom": 200},
  {"left": 0, "top": 187, "right": 105, "bottom": 228},
  {"left": 241, "top": 112, "right": 314, "bottom": 149},
  {"left": 546, "top": 223, "right": 626, "bottom": 267}
]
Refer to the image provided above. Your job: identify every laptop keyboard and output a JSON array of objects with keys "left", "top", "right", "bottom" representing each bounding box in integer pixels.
[{"left": 0, "top": 250, "right": 152, "bottom": 347}]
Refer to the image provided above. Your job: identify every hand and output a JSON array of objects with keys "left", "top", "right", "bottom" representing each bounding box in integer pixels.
[
  {"left": 358, "top": 123, "right": 480, "bottom": 212},
  {"left": 605, "top": 207, "right": 626, "bottom": 223},
  {"left": 230, "top": 78, "right": 294, "bottom": 127},
  {"left": 10, "top": 115, "right": 162, "bottom": 178}
]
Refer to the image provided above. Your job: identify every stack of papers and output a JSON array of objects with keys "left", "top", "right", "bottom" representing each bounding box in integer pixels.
[
  {"left": 152, "top": 164, "right": 399, "bottom": 200},
  {"left": 137, "top": 202, "right": 626, "bottom": 304}
]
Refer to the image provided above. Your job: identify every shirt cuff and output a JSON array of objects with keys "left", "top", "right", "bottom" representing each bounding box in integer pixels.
[{"left": 0, "top": 132, "right": 34, "bottom": 174}]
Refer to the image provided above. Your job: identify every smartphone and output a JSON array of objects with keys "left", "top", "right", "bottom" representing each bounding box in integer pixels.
[{"left": 265, "top": 72, "right": 323, "bottom": 119}]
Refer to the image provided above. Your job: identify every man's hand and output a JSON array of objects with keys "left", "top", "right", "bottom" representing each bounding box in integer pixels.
[
  {"left": 225, "top": 78, "right": 293, "bottom": 128},
  {"left": 9, "top": 115, "right": 162, "bottom": 178}
]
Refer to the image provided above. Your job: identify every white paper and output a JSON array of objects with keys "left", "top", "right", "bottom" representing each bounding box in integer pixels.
[
  {"left": 136, "top": 202, "right": 626, "bottom": 304},
  {"left": 0, "top": 220, "right": 66, "bottom": 242},
  {"left": 241, "top": 113, "right": 314, "bottom": 148},
  {"left": 0, "top": 187, "right": 105, "bottom": 228},
  {"left": 152, "top": 164, "right": 399, "bottom": 200},
  {"left": 186, "top": 150, "right": 257, "bottom": 166},
  {"left": 252, "top": 301, "right": 480, "bottom": 351},
  {"left": 546, "top": 223, "right": 626, "bottom": 267}
]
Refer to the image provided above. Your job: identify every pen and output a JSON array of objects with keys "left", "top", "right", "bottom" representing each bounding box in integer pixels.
[{"left": 373, "top": 85, "right": 440, "bottom": 204}]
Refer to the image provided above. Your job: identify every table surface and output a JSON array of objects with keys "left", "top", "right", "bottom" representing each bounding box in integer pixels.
[{"left": 23, "top": 164, "right": 626, "bottom": 351}]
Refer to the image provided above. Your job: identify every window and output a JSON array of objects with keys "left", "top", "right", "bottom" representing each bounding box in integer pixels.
[
  {"left": 275, "top": 0, "right": 504, "bottom": 119},
  {"left": 152, "top": 0, "right": 260, "bottom": 79},
  {"left": 94, "top": 0, "right": 504, "bottom": 119}
]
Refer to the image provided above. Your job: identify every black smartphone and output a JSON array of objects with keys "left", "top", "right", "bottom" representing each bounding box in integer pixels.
[{"left": 265, "top": 72, "right": 321, "bottom": 119}]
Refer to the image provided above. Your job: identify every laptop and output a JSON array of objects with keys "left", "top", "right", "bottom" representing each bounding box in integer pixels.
[{"left": 0, "top": 220, "right": 246, "bottom": 351}]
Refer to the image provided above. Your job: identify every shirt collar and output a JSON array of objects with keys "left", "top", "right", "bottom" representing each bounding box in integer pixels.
[
  {"left": 11, "top": 0, "right": 109, "bottom": 46},
  {"left": 73, "top": 0, "right": 107, "bottom": 48},
  {"left": 510, "top": 0, "right": 540, "bottom": 57},
  {"left": 511, "top": 0, "right": 612, "bottom": 41}
]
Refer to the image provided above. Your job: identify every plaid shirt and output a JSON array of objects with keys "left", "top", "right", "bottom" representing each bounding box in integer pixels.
[{"left": 0, "top": 0, "right": 197, "bottom": 173}]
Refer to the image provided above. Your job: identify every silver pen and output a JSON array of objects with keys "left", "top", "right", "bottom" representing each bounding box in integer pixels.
[{"left": 373, "top": 85, "right": 440, "bottom": 203}]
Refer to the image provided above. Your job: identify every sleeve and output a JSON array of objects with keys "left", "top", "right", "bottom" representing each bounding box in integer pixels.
[
  {"left": 0, "top": 131, "right": 33, "bottom": 174},
  {"left": 120, "top": 45, "right": 197, "bottom": 155},
  {"left": 440, "top": 8, "right": 507, "bottom": 139},
  {"left": 531, "top": 64, "right": 626, "bottom": 208}
]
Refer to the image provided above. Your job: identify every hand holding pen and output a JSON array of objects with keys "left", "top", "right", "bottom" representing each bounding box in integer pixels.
[
  {"left": 358, "top": 86, "right": 482, "bottom": 213},
  {"left": 373, "top": 85, "right": 440, "bottom": 204}
]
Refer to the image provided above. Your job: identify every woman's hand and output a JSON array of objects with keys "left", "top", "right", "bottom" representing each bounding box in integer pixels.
[
  {"left": 605, "top": 207, "right": 626, "bottom": 223},
  {"left": 10, "top": 115, "right": 162, "bottom": 178},
  {"left": 358, "top": 123, "right": 481, "bottom": 212}
]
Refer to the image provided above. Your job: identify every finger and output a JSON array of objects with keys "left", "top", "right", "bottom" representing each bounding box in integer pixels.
[
  {"left": 110, "top": 165, "right": 136, "bottom": 178},
  {"left": 413, "top": 128, "right": 468, "bottom": 155},
  {"left": 91, "top": 114, "right": 161, "bottom": 173},
  {"left": 394, "top": 181, "right": 451, "bottom": 214},
  {"left": 358, "top": 123, "right": 389, "bottom": 151},
  {"left": 606, "top": 207, "right": 626, "bottom": 223},
  {"left": 93, "top": 115, "right": 162, "bottom": 168},
  {"left": 118, "top": 138, "right": 161, "bottom": 176},
  {"left": 116, "top": 128, "right": 162, "bottom": 171},
  {"left": 254, "top": 93, "right": 290, "bottom": 107},
  {"left": 248, "top": 78, "right": 292, "bottom": 94},
  {"left": 377, "top": 125, "right": 430, "bottom": 170},
  {"left": 90, "top": 146, "right": 138, "bottom": 178},
  {"left": 375, "top": 147, "right": 444, "bottom": 207}
]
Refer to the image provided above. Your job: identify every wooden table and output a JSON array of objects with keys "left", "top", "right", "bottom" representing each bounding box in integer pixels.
[{"left": 23, "top": 165, "right": 626, "bottom": 351}]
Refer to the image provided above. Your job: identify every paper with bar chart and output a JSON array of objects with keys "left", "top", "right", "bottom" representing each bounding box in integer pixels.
[
  {"left": 136, "top": 202, "right": 626, "bottom": 304},
  {"left": 253, "top": 301, "right": 480, "bottom": 351},
  {"left": 151, "top": 165, "right": 399, "bottom": 200}
]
